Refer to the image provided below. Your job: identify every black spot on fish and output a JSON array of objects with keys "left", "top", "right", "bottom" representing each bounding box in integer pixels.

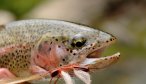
[
  {"left": 62, "top": 41, "right": 66, "bottom": 44},
  {"left": 58, "top": 45, "right": 61, "bottom": 48},
  {"left": 48, "top": 48, "right": 51, "bottom": 51},
  {"left": 70, "top": 50, "right": 73, "bottom": 53},
  {"left": 50, "top": 42, "right": 52, "bottom": 44},
  {"left": 98, "top": 41, "right": 100, "bottom": 43},
  {"left": 90, "top": 44, "right": 93, "bottom": 46},
  {"left": 55, "top": 39, "right": 58, "bottom": 41},
  {"left": 66, "top": 48, "right": 69, "bottom": 51},
  {"left": 62, "top": 59, "right": 65, "bottom": 61},
  {"left": 110, "top": 38, "right": 113, "bottom": 41},
  {"left": 73, "top": 53, "right": 76, "bottom": 55},
  {"left": 52, "top": 37, "right": 55, "bottom": 39}
]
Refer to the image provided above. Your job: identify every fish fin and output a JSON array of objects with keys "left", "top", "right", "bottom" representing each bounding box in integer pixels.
[
  {"left": 81, "top": 52, "right": 120, "bottom": 70},
  {"left": 61, "top": 71, "right": 74, "bottom": 84},
  {"left": 74, "top": 69, "right": 91, "bottom": 84}
]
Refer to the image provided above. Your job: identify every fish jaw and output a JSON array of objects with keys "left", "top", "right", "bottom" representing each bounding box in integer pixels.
[
  {"left": 79, "top": 31, "right": 120, "bottom": 70},
  {"left": 81, "top": 52, "right": 120, "bottom": 70}
]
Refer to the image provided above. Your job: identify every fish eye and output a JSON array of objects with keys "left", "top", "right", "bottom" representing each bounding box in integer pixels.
[{"left": 71, "top": 34, "right": 87, "bottom": 48}]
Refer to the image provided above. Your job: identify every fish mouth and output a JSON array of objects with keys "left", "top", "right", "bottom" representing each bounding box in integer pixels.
[
  {"left": 87, "top": 36, "right": 117, "bottom": 58},
  {"left": 87, "top": 47, "right": 105, "bottom": 58},
  {"left": 82, "top": 36, "right": 120, "bottom": 70}
]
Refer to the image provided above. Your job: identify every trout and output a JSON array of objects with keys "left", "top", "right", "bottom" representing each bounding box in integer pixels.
[{"left": 0, "top": 19, "right": 120, "bottom": 84}]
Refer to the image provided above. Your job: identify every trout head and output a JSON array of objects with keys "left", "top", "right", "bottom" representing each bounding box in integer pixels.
[{"left": 31, "top": 21, "right": 116, "bottom": 71}]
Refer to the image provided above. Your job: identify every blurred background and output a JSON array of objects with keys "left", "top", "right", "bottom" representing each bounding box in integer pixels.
[{"left": 0, "top": 0, "right": 146, "bottom": 84}]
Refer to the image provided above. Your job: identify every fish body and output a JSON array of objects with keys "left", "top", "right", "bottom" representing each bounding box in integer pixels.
[{"left": 0, "top": 19, "right": 119, "bottom": 83}]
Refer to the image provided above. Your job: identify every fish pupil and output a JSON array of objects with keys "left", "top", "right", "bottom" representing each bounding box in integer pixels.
[
  {"left": 75, "top": 41, "right": 85, "bottom": 47},
  {"left": 71, "top": 40, "right": 86, "bottom": 48},
  {"left": 71, "top": 34, "right": 87, "bottom": 48}
]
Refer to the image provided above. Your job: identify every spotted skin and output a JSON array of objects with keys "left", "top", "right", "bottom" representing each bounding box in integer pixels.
[{"left": 0, "top": 19, "right": 117, "bottom": 80}]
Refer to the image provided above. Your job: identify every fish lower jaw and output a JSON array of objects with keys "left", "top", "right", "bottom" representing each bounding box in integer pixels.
[{"left": 81, "top": 52, "right": 120, "bottom": 69}]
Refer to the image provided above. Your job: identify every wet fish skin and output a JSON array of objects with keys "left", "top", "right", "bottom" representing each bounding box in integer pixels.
[{"left": 0, "top": 19, "right": 116, "bottom": 78}]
